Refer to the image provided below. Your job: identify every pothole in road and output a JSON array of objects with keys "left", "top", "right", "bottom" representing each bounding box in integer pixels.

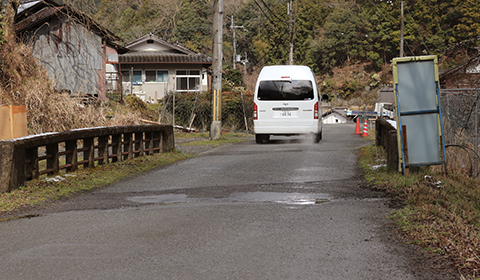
[{"left": 126, "top": 192, "right": 331, "bottom": 206}]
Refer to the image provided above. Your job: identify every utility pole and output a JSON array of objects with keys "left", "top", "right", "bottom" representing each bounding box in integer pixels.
[
  {"left": 400, "top": 1, "right": 404, "bottom": 57},
  {"left": 231, "top": 16, "right": 246, "bottom": 69},
  {"left": 210, "top": 0, "right": 223, "bottom": 140},
  {"left": 288, "top": 0, "right": 295, "bottom": 65}
]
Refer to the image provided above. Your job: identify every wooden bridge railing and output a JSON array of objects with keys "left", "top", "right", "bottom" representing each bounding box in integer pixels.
[{"left": 0, "top": 124, "right": 174, "bottom": 193}]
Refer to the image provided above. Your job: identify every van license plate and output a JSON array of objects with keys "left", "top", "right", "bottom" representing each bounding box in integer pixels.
[{"left": 281, "top": 111, "right": 292, "bottom": 117}]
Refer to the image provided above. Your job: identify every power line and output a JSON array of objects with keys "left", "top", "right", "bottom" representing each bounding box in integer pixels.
[
  {"left": 259, "top": 0, "right": 285, "bottom": 24},
  {"left": 252, "top": 0, "right": 276, "bottom": 26}
]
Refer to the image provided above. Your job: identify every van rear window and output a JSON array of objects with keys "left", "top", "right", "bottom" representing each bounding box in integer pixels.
[{"left": 257, "top": 80, "right": 314, "bottom": 100}]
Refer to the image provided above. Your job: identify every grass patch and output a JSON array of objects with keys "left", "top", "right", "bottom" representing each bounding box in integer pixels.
[
  {"left": 359, "top": 144, "right": 480, "bottom": 275},
  {"left": 0, "top": 151, "right": 193, "bottom": 215}
]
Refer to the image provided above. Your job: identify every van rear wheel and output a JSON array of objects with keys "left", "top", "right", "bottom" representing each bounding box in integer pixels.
[{"left": 255, "top": 134, "right": 270, "bottom": 144}]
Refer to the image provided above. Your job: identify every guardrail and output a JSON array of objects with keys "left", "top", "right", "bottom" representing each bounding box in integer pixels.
[{"left": 0, "top": 124, "right": 174, "bottom": 193}]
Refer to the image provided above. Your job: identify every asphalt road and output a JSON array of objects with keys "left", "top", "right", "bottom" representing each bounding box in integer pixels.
[{"left": 0, "top": 124, "right": 457, "bottom": 279}]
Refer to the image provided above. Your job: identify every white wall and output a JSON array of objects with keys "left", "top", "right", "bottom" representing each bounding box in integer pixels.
[
  {"left": 121, "top": 65, "right": 209, "bottom": 102},
  {"left": 323, "top": 113, "right": 347, "bottom": 124}
]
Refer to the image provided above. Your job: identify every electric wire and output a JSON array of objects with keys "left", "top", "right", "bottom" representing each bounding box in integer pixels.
[{"left": 258, "top": 0, "right": 285, "bottom": 24}]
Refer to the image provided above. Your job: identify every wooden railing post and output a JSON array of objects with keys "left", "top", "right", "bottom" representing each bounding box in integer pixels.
[
  {"left": 46, "top": 143, "right": 59, "bottom": 176},
  {"left": 65, "top": 140, "right": 78, "bottom": 172},
  {"left": 97, "top": 136, "right": 109, "bottom": 165},
  {"left": 146, "top": 132, "right": 154, "bottom": 155},
  {"left": 82, "top": 138, "right": 94, "bottom": 168},
  {"left": 25, "top": 147, "right": 38, "bottom": 180},
  {"left": 124, "top": 133, "right": 133, "bottom": 160},
  {"left": 111, "top": 134, "right": 121, "bottom": 163}
]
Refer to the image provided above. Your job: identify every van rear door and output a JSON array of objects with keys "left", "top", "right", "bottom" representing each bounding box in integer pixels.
[{"left": 256, "top": 79, "right": 317, "bottom": 128}]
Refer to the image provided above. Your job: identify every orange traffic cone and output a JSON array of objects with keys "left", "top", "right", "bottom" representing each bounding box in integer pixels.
[
  {"left": 354, "top": 118, "right": 361, "bottom": 134},
  {"left": 361, "top": 119, "right": 369, "bottom": 137}
]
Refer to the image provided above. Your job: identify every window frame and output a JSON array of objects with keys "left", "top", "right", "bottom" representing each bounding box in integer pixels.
[
  {"left": 175, "top": 69, "right": 201, "bottom": 92},
  {"left": 145, "top": 70, "right": 169, "bottom": 83}
]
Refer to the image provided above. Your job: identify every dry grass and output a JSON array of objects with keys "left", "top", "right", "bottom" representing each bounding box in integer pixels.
[
  {"left": 0, "top": 40, "right": 143, "bottom": 134},
  {"left": 360, "top": 144, "right": 480, "bottom": 275}
]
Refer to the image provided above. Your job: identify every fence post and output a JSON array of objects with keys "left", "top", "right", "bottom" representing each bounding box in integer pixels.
[
  {"left": 162, "top": 125, "right": 174, "bottom": 152},
  {"left": 46, "top": 143, "right": 59, "bottom": 176},
  {"left": 111, "top": 134, "right": 121, "bottom": 162},
  {"left": 97, "top": 136, "right": 109, "bottom": 165},
  {"left": 25, "top": 147, "right": 38, "bottom": 180},
  {"left": 65, "top": 140, "right": 78, "bottom": 171},
  {"left": 124, "top": 133, "right": 134, "bottom": 160}
]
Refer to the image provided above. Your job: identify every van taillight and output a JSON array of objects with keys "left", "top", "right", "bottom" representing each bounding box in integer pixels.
[
  {"left": 314, "top": 102, "right": 319, "bottom": 119},
  {"left": 254, "top": 103, "right": 258, "bottom": 120}
]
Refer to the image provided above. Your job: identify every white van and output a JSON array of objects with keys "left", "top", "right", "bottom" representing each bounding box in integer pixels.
[{"left": 253, "top": 65, "right": 322, "bottom": 144}]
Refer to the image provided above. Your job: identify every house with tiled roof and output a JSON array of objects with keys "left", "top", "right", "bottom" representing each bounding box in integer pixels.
[{"left": 119, "top": 33, "right": 212, "bottom": 102}]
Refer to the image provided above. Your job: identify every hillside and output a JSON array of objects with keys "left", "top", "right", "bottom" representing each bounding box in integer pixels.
[
  {"left": 85, "top": 0, "right": 480, "bottom": 103},
  {"left": 1, "top": 0, "right": 480, "bottom": 132},
  {"left": 78, "top": 0, "right": 479, "bottom": 71}
]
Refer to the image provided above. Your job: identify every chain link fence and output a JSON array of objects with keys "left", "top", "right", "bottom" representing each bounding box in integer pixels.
[
  {"left": 440, "top": 89, "right": 480, "bottom": 177},
  {"left": 158, "top": 90, "right": 254, "bottom": 133}
]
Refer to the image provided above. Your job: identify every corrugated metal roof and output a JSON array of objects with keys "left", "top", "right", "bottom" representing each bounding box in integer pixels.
[
  {"left": 15, "top": 0, "right": 119, "bottom": 42},
  {"left": 119, "top": 51, "right": 212, "bottom": 64}
]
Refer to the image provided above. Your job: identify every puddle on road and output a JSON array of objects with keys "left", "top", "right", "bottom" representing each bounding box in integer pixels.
[
  {"left": 126, "top": 192, "right": 331, "bottom": 206},
  {"left": 127, "top": 194, "right": 188, "bottom": 204},
  {"left": 229, "top": 192, "right": 330, "bottom": 205}
]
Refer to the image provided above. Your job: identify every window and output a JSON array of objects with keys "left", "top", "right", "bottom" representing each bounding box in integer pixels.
[
  {"left": 145, "top": 71, "right": 156, "bottom": 83},
  {"left": 176, "top": 70, "right": 201, "bottom": 92},
  {"left": 157, "top": 71, "right": 168, "bottom": 82},
  {"left": 121, "top": 71, "right": 130, "bottom": 83},
  {"left": 145, "top": 70, "right": 168, "bottom": 83},
  {"left": 257, "top": 80, "right": 314, "bottom": 101},
  {"left": 121, "top": 70, "right": 142, "bottom": 84},
  {"left": 132, "top": 71, "right": 142, "bottom": 84}
]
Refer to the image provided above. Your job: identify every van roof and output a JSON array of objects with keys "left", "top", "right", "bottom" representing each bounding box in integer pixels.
[{"left": 257, "top": 65, "right": 315, "bottom": 81}]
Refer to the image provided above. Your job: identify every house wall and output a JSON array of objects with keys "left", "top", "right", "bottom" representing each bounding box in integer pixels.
[
  {"left": 120, "top": 64, "right": 209, "bottom": 103},
  {"left": 323, "top": 113, "right": 347, "bottom": 124},
  {"left": 105, "top": 44, "right": 120, "bottom": 93},
  {"left": 27, "top": 17, "right": 106, "bottom": 98},
  {"left": 129, "top": 41, "right": 171, "bottom": 52}
]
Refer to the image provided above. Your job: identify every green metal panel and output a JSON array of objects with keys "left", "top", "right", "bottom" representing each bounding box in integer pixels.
[{"left": 392, "top": 55, "right": 446, "bottom": 173}]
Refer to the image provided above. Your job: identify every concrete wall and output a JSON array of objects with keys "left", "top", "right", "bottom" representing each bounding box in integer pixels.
[{"left": 323, "top": 112, "right": 347, "bottom": 124}]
